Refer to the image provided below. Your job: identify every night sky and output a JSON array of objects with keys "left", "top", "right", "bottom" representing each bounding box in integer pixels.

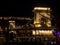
[{"left": 0, "top": 0, "right": 60, "bottom": 29}]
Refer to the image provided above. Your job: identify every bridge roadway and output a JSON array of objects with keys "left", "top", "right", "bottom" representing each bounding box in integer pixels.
[{"left": 0, "top": 17, "right": 32, "bottom": 20}]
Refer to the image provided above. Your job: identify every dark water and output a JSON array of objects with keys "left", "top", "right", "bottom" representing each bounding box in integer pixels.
[
  {"left": 0, "top": 42, "right": 41, "bottom": 45},
  {"left": 0, "top": 42, "right": 57, "bottom": 45}
]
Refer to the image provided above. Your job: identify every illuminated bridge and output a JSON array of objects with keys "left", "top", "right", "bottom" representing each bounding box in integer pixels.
[{"left": 0, "top": 7, "right": 56, "bottom": 45}]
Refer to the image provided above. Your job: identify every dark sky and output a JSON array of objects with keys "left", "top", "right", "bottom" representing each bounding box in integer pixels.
[
  {"left": 0, "top": 0, "right": 60, "bottom": 28},
  {"left": 0, "top": 0, "right": 59, "bottom": 17}
]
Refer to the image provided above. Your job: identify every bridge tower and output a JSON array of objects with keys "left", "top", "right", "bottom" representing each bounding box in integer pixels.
[{"left": 33, "top": 7, "right": 51, "bottom": 27}]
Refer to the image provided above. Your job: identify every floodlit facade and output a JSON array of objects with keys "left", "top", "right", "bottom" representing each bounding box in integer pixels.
[
  {"left": 32, "top": 7, "right": 56, "bottom": 41},
  {"left": 33, "top": 7, "right": 51, "bottom": 27}
]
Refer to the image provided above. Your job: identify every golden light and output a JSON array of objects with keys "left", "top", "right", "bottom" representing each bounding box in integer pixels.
[
  {"left": 32, "top": 30, "right": 35, "bottom": 35},
  {"left": 35, "top": 24, "right": 41, "bottom": 27},
  {"left": 9, "top": 21, "right": 15, "bottom": 22},
  {"left": 9, "top": 20, "right": 15, "bottom": 28},
  {"left": 10, "top": 23, "right": 15, "bottom": 28},
  {"left": 36, "top": 30, "right": 39, "bottom": 35},
  {"left": 41, "top": 30, "right": 44, "bottom": 32},
  {"left": 34, "top": 7, "right": 50, "bottom": 10},
  {"left": 34, "top": 7, "right": 51, "bottom": 28},
  {"left": 9, "top": 31, "right": 16, "bottom": 34},
  {"left": 46, "top": 20, "right": 51, "bottom": 27},
  {"left": 34, "top": 21, "right": 40, "bottom": 24},
  {"left": 40, "top": 12, "right": 50, "bottom": 18},
  {"left": 0, "top": 17, "right": 2, "bottom": 19},
  {"left": 32, "top": 30, "right": 54, "bottom": 35}
]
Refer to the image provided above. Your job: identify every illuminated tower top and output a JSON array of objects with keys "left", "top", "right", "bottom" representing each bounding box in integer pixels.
[
  {"left": 34, "top": 7, "right": 50, "bottom": 10},
  {"left": 33, "top": 7, "right": 51, "bottom": 27}
]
